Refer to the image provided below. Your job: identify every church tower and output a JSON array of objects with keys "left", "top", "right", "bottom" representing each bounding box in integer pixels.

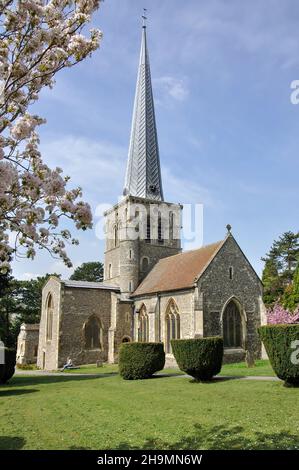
[{"left": 104, "top": 18, "right": 182, "bottom": 298}]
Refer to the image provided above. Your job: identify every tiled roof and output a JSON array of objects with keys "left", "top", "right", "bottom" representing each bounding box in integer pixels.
[
  {"left": 62, "top": 280, "right": 120, "bottom": 291},
  {"left": 133, "top": 240, "right": 224, "bottom": 297}
]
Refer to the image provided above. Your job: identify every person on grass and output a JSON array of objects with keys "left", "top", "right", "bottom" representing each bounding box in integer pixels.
[{"left": 61, "top": 357, "right": 73, "bottom": 371}]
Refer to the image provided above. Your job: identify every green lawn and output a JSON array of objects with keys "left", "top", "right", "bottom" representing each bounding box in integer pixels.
[
  {"left": 219, "top": 359, "right": 275, "bottom": 377},
  {"left": 1, "top": 360, "right": 299, "bottom": 450},
  {"left": 61, "top": 359, "right": 274, "bottom": 377}
]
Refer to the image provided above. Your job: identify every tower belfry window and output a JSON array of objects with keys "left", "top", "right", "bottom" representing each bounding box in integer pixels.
[
  {"left": 169, "top": 212, "right": 174, "bottom": 241},
  {"left": 158, "top": 212, "right": 163, "bottom": 243},
  {"left": 146, "top": 214, "right": 151, "bottom": 243},
  {"left": 114, "top": 225, "right": 118, "bottom": 247}
]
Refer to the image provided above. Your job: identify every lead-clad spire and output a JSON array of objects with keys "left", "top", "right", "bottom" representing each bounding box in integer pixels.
[{"left": 123, "top": 17, "right": 164, "bottom": 201}]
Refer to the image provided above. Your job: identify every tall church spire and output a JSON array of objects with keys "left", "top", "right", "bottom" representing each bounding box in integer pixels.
[{"left": 123, "top": 15, "right": 164, "bottom": 201}]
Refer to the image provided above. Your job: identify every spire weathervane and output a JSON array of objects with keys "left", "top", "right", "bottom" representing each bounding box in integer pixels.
[{"left": 142, "top": 8, "right": 147, "bottom": 28}]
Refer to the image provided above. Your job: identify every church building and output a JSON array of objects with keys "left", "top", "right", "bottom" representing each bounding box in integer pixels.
[{"left": 36, "top": 21, "right": 265, "bottom": 370}]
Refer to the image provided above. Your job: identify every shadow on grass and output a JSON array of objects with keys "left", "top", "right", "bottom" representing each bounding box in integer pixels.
[
  {"left": 0, "top": 388, "right": 39, "bottom": 397},
  {"left": 113, "top": 424, "right": 299, "bottom": 450},
  {"left": 151, "top": 373, "right": 183, "bottom": 379},
  {"left": 7, "top": 374, "right": 114, "bottom": 387},
  {"left": 188, "top": 376, "right": 242, "bottom": 384},
  {"left": 63, "top": 371, "right": 119, "bottom": 378},
  {"left": 0, "top": 436, "right": 25, "bottom": 450}
]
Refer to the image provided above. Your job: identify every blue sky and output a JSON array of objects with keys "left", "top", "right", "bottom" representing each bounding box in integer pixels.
[{"left": 12, "top": 0, "right": 299, "bottom": 279}]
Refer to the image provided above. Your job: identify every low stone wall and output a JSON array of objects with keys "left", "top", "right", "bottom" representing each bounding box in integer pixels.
[
  {"left": 17, "top": 324, "right": 40, "bottom": 365},
  {"left": 223, "top": 348, "right": 246, "bottom": 364}
]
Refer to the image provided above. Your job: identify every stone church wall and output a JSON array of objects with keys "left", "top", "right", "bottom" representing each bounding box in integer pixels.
[
  {"left": 159, "top": 291, "right": 194, "bottom": 367},
  {"left": 134, "top": 290, "right": 194, "bottom": 367},
  {"left": 113, "top": 300, "right": 134, "bottom": 362},
  {"left": 199, "top": 235, "right": 263, "bottom": 362},
  {"left": 37, "top": 277, "right": 62, "bottom": 370},
  {"left": 17, "top": 323, "right": 40, "bottom": 365},
  {"left": 57, "top": 286, "right": 113, "bottom": 368}
]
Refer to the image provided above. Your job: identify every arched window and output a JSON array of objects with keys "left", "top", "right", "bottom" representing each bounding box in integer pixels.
[
  {"left": 46, "top": 294, "right": 54, "bottom": 341},
  {"left": 165, "top": 299, "right": 180, "bottom": 353},
  {"left": 138, "top": 305, "right": 149, "bottom": 342},
  {"left": 122, "top": 336, "right": 131, "bottom": 343},
  {"left": 141, "top": 256, "right": 149, "bottom": 272},
  {"left": 223, "top": 300, "right": 242, "bottom": 348},
  {"left": 84, "top": 316, "right": 103, "bottom": 350},
  {"left": 129, "top": 280, "right": 134, "bottom": 292},
  {"left": 108, "top": 263, "right": 112, "bottom": 279}
]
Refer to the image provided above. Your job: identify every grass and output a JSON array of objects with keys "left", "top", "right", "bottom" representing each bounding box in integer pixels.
[
  {"left": 219, "top": 359, "right": 275, "bottom": 377},
  {"left": 61, "top": 359, "right": 275, "bottom": 377},
  {"left": 1, "top": 360, "right": 298, "bottom": 450}
]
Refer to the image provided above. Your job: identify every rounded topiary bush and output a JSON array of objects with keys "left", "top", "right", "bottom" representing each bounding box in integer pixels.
[
  {"left": 0, "top": 347, "right": 16, "bottom": 384},
  {"left": 119, "top": 342, "right": 165, "bottom": 380},
  {"left": 171, "top": 337, "right": 223, "bottom": 381},
  {"left": 258, "top": 324, "right": 299, "bottom": 386}
]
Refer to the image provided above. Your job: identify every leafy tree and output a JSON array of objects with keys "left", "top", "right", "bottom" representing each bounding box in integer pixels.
[
  {"left": 0, "top": 269, "right": 13, "bottom": 345},
  {"left": 0, "top": 273, "right": 60, "bottom": 344},
  {"left": 0, "top": 252, "right": 18, "bottom": 346},
  {"left": 262, "top": 231, "right": 299, "bottom": 284},
  {"left": 262, "top": 259, "right": 284, "bottom": 307},
  {"left": 70, "top": 262, "right": 103, "bottom": 282},
  {"left": 16, "top": 273, "right": 61, "bottom": 324},
  {"left": 0, "top": 1, "right": 103, "bottom": 273},
  {"left": 262, "top": 231, "right": 299, "bottom": 306},
  {"left": 282, "top": 263, "right": 299, "bottom": 312}
]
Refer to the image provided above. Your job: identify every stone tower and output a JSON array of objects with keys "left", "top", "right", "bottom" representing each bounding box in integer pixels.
[{"left": 104, "top": 19, "right": 182, "bottom": 298}]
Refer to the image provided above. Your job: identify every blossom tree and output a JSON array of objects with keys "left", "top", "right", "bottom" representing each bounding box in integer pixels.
[
  {"left": 0, "top": 0, "right": 103, "bottom": 272},
  {"left": 266, "top": 304, "right": 299, "bottom": 325}
]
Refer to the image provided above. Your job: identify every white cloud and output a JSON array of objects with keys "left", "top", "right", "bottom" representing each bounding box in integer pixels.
[
  {"left": 162, "top": 166, "right": 216, "bottom": 208},
  {"left": 153, "top": 76, "right": 189, "bottom": 101},
  {"left": 40, "top": 135, "right": 127, "bottom": 209}
]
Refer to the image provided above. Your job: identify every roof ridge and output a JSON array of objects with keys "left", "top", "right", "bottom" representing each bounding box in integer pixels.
[
  {"left": 155, "top": 239, "right": 224, "bottom": 262},
  {"left": 132, "top": 239, "right": 226, "bottom": 297}
]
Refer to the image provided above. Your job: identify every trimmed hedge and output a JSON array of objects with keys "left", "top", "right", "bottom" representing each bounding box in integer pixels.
[
  {"left": 258, "top": 324, "right": 299, "bottom": 386},
  {"left": 119, "top": 342, "right": 165, "bottom": 380},
  {"left": 171, "top": 337, "right": 223, "bottom": 381},
  {"left": 0, "top": 347, "right": 16, "bottom": 384}
]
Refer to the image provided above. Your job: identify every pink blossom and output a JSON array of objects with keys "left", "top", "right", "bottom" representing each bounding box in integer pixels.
[
  {"left": 0, "top": 1, "right": 102, "bottom": 269},
  {"left": 267, "top": 304, "right": 299, "bottom": 324}
]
